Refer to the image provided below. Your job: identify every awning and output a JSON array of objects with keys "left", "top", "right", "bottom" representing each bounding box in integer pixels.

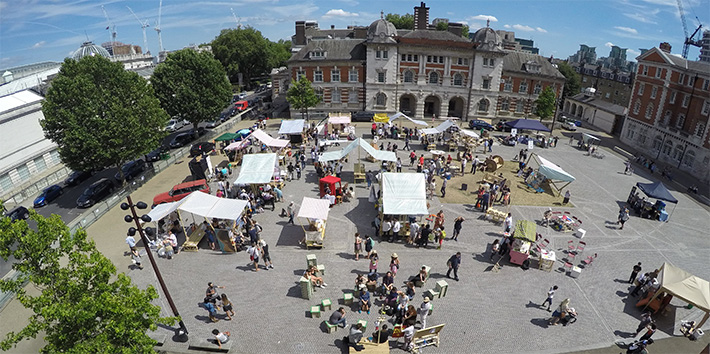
[
  {"left": 636, "top": 181, "right": 678, "bottom": 204},
  {"left": 329, "top": 115, "right": 351, "bottom": 125},
  {"left": 235, "top": 153, "right": 277, "bottom": 184},
  {"left": 388, "top": 112, "right": 428, "bottom": 126},
  {"left": 512, "top": 220, "right": 536, "bottom": 242},
  {"left": 374, "top": 113, "right": 389, "bottom": 123},
  {"left": 214, "top": 132, "right": 237, "bottom": 141},
  {"left": 147, "top": 201, "right": 182, "bottom": 222},
  {"left": 318, "top": 138, "right": 396, "bottom": 162},
  {"left": 148, "top": 191, "right": 247, "bottom": 221},
  {"left": 381, "top": 172, "right": 428, "bottom": 215},
  {"left": 537, "top": 155, "right": 576, "bottom": 183},
  {"left": 224, "top": 139, "right": 250, "bottom": 151},
  {"left": 504, "top": 119, "right": 551, "bottom": 132},
  {"left": 654, "top": 262, "right": 710, "bottom": 312},
  {"left": 421, "top": 120, "right": 456, "bottom": 135},
  {"left": 460, "top": 129, "right": 480, "bottom": 139},
  {"left": 251, "top": 129, "right": 290, "bottom": 148},
  {"left": 583, "top": 133, "right": 600, "bottom": 141},
  {"left": 278, "top": 119, "right": 305, "bottom": 134},
  {"left": 296, "top": 197, "right": 331, "bottom": 220}
]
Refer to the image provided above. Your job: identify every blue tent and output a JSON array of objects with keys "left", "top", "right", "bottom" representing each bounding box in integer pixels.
[
  {"left": 504, "top": 119, "right": 551, "bottom": 132},
  {"left": 636, "top": 181, "right": 677, "bottom": 204}
]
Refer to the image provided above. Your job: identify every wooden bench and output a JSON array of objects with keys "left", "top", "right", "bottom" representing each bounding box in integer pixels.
[
  {"left": 188, "top": 338, "right": 232, "bottom": 352},
  {"left": 324, "top": 320, "right": 338, "bottom": 333},
  {"left": 343, "top": 292, "right": 354, "bottom": 305},
  {"left": 310, "top": 305, "right": 321, "bottom": 318},
  {"left": 348, "top": 340, "right": 390, "bottom": 353},
  {"left": 182, "top": 228, "right": 205, "bottom": 252},
  {"left": 486, "top": 208, "right": 506, "bottom": 223}
]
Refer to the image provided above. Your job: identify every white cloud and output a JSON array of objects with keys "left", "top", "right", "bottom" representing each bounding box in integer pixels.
[
  {"left": 32, "top": 41, "right": 46, "bottom": 49},
  {"left": 605, "top": 41, "right": 615, "bottom": 48},
  {"left": 338, "top": 0, "right": 359, "bottom": 5},
  {"left": 467, "top": 15, "right": 498, "bottom": 22},
  {"left": 623, "top": 11, "right": 658, "bottom": 24},
  {"left": 627, "top": 49, "right": 641, "bottom": 56},
  {"left": 535, "top": 27, "right": 547, "bottom": 33},
  {"left": 322, "top": 9, "right": 358, "bottom": 18},
  {"left": 503, "top": 24, "right": 511, "bottom": 29},
  {"left": 512, "top": 24, "right": 535, "bottom": 32},
  {"left": 614, "top": 26, "right": 638, "bottom": 34}
]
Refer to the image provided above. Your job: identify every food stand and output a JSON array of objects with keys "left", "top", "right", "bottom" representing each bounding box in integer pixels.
[
  {"left": 377, "top": 172, "right": 429, "bottom": 239},
  {"left": 297, "top": 197, "right": 331, "bottom": 249},
  {"left": 234, "top": 153, "right": 284, "bottom": 194},
  {"left": 278, "top": 119, "right": 306, "bottom": 145},
  {"left": 318, "top": 138, "right": 396, "bottom": 179},
  {"left": 508, "top": 220, "right": 537, "bottom": 266},
  {"left": 523, "top": 153, "right": 576, "bottom": 196},
  {"left": 319, "top": 175, "right": 343, "bottom": 205},
  {"left": 628, "top": 182, "right": 677, "bottom": 222}
]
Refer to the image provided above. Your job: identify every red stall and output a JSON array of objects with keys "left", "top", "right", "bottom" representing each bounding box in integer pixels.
[{"left": 319, "top": 175, "right": 343, "bottom": 204}]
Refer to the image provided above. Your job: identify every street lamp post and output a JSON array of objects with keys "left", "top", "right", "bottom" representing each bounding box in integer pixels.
[{"left": 121, "top": 195, "right": 188, "bottom": 340}]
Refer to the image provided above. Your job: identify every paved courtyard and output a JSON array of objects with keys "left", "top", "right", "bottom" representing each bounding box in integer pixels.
[{"left": 2, "top": 120, "right": 709, "bottom": 354}]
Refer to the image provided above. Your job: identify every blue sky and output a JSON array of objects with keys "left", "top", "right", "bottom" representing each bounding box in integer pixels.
[{"left": 1, "top": 0, "right": 708, "bottom": 70}]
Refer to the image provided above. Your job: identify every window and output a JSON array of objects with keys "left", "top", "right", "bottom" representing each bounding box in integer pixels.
[
  {"left": 375, "top": 50, "right": 388, "bottom": 59},
  {"left": 489, "top": 58, "right": 495, "bottom": 67},
  {"left": 672, "top": 144, "right": 684, "bottom": 161},
  {"left": 331, "top": 69, "right": 340, "bottom": 82},
  {"left": 311, "top": 50, "right": 324, "bottom": 58},
  {"left": 652, "top": 135, "right": 663, "bottom": 151},
  {"left": 662, "top": 140, "right": 672, "bottom": 155},
  {"left": 533, "top": 83, "right": 542, "bottom": 95},
  {"left": 676, "top": 113, "right": 685, "bottom": 128},
  {"left": 697, "top": 123, "right": 706, "bottom": 137},
  {"left": 682, "top": 94, "right": 690, "bottom": 108},
  {"left": 16, "top": 164, "right": 30, "bottom": 181},
  {"left": 413, "top": 55, "right": 418, "bottom": 62},
  {"left": 377, "top": 72, "right": 385, "bottom": 83},
  {"left": 453, "top": 73, "right": 463, "bottom": 86},
  {"left": 478, "top": 99, "right": 489, "bottom": 112},
  {"left": 401, "top": 54, "right": 406, "bottom": 61},
  {"left": 483, "top": 58, "right": 489, "bottom": 66},
  {"left": 663, "top": 110, "right": 672, "bottom": 126},
  {"left": 633, "top": 100, "right": 641, "bottom": 115},
  {"left": 605, "top": 92, "right": 611, "bottom": 98},
  {"left": 679, "top": 73, "right": 685, "bottom": 84},
  {"left": 638, "top": 83, "right": 645, "bottom": 95},
  {"left": 642, "top": 65, "right": 648, "bottom": 76},
  {"left": 684, "top": 150, "right": 695, "bottom": 168},
  {"left": 704, "top": 79, "right": 710, "bottom": 91},
  {"left": 33, "top": 156, "right": 47, "bottom": 173},
  {"left": 331, "top": 89, "right": 341, "bottom": 103},
  {"left": 456, "top": 58, "right": 468, "bottom": 65},
  {"left": 519, "top": 81, "right": 528, "bottom": 93},
  {"left": 429, "top": 71, "right": 439, "bottom": 84},
  {"left": 655, "top": 67, "right": 662, "bottom": 78},
  {"left": 645, "top": 103, "right": 654, "bottom": 119},
  {"left": 669, "top": 91, "right": 676, "bottom": 104},
  {"left": 500, "top": 98, "right": 509, "bottom": 111},
  {"left": 516, "top": 100, "right": 525, "bottom": 113},
  {"left": 428, "top": 56, "right": 443, "bottom": 63},
  {"left": 403, "top": 70, "right": 414, "bottom": 83},
  {"left": 376, "top": 50, "right": 381, "bottom": 59},
  {"left": 703, "top": 101, "right": 710, "bottom": 115},
  {"left": 297, "top": 70, "right": 305, "bottom": 81},
  {"left": 402, "top": 54, "right": 420, "bottom": 62},
  {"left": 688, "top": 75, "right": 695, "bottom": 87},
  {"left": 314, "top": 87, "right": 323, "bottom": 101},
  {"left": 651, "top": 86, "right": 657, "bottom": 99},
  {"left": 349, "top": 69, "right": 358, "bottom": 82},
  {"left": 0, "top": 174, "right": 12, "bottom": 193},
  {"left": 503, "top": 79, "right": 512, "bottom": 92},
  {"left": 49, "top": 150, "right": 61, "bottom": 164},
  {"left": 314, "top": 70, "right": 323, "bottom": 82},
  {"left": 375, "top": 92, "right": 386, "bottom": 106},
  {"left": 348, "top": 90, "right": 359, "bottom": 103},
  {"left": 482, "top": 78, "right": 491, "bottom": 89}
]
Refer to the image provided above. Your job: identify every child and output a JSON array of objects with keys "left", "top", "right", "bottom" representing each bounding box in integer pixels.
[
  {"left": 369, "top": 250, "right": 379, "bottom": 274},
  {"left": 220, "top": 294, "right": 235, "bottom": 320}
]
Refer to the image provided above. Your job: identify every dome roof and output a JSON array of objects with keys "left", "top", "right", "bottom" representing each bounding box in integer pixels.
[
  {"left": 367, "top": 19, "right": 397, "bottom": 43},
  {"left": 71, "top": 41, "right": 111, "bottom": 61},
  {"left": 472, "top": 27, "right": 502, "bottom": 51}
]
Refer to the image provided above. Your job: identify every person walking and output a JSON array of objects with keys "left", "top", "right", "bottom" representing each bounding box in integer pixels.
[
  {"left": 618, "top": 206, "right": 630, "bottom": 230},
  {"left": 562, "top": 190, "right": 571, "bottom": 205},
  {"left": 247, "top": 242, "right": 261, "bottom": 272},
  {"left": 389, "top": 253, "right": 400, "bottom": 277},
  {"left": 287, "top": 162, "right": 295, "bottom": 181},
  {"left": 409, "top": 151, "right": 417, "bottom": 166},
  {"left": 220, "top": 294, "right": 235, "bottom": 320},
  {"left": 446, "top": 252, "right": 461, "bottom": 281},
  {"left": 364, "top": 234, "right": 375, "bottom": 257},
  {"left": 452, "top": 216, "right": 464, "bottom": 241},
  {"left": 471, "top": 156, "right": 480, "bottom": 174},
  {"left": 396, "top": 157, "right": 402, "bottom": 172},
  {"left": 125, "top": 233, "right": 137, "bottom": 253},
  {"left": 460, "top": 157, "right": 467, "bottom": 176},
  {"left": 287, "top": 201, "right": 295, "bottom": 225},
  {"left": 131, "top": 248, "right": 143, "bottom": 270},
  {"left": 440, "top": 178, "right": 447, "bottom": 198},
  {"left": 633, "top": 312, "right": 653, "bottom": 336},
  {"left": 354, "top": 233, "right": 363, "bottom": 261},
  {"left": 481, "top": 191, "right": 490, "bottom": 213},
  {"left": 629, "top": 262, "right": 642, "bottom": 284},
  {"left": 259, "top": 238, "right": 274, "bottom": 269},
  {"left": 541, "top": 285, "right": 559, "bottom": 311},
  {"left": 639, "top": 323, "right": 657, "bottom": 341},
  {"left": 419, "top": 297, "right": 432, "bottom": 329},
  {"left": 204, "top": 298, "right": 219, "bottom": 322},
  {"left": 504, "top": 213, "right": 513, "bottom": 233},
  {"left": 369, "top": 250, "right": 379, "bottom": 274},
  {"left": 490, "top": 239, "right": 500, "bottom": 261}
]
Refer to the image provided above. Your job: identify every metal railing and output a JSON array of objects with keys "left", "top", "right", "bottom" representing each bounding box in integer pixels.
[{"left": 1, "top": 166, "right": 72, "bottom": 207}]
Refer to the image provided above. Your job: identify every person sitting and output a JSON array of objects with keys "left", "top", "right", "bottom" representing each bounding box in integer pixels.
[
  {"left": 343, "top": 187, "right": 355, "bottom": 202},
  {"left": 366, "top": 272, "right": 379, "bottom": 292},
  {"left": 359, "top": 289, "right": 371, "bottom": 314},
  {"left": 347, "top": 323, "right": 365, "bottom": 351},
  {"left": 404, "top": 281, "right": 416, "bottom": 301},
  {"left": 384, "top": 287, "right": 398, "bottom": 310},
  {"left": 212, "top": 329, "right": 230, "bottom": 349},
  {"left": 380, "top": 271, "right": 394, "bottom": 299},
  {"left": 410, "top": 266, "right": 428, "bottom": 287},
  {"left": 304, "top": 266, "right": 327, "bottom": 288},
  {"left": 329, "top": 307, "right": 348, "bottom": 328},
  {"left": 355, "top": 274, "right": 367, "bottom": 293},
  {"left": 369, "top": 324, "right": 390, "bottom": 343},
  {"left": 560, "top": 307, "right": 577, "bottom": 326},
  {"left": 402, "top": 305, "right": 417, "bottom": 327}
]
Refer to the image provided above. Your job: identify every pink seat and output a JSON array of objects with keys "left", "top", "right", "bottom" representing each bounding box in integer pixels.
[
  {"left": 567, "top": 240, "right": 576, "bottom": 251},
  {"left": 576, "top": 241, "right": 586, "bottom": 255},
  {"left": 582, "top": 253, "right": 597, "bottom": 267}
]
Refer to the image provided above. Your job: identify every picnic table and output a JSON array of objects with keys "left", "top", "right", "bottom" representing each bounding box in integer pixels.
[{"left": 550, "top": 213, "right": 581, "bottom": 232}]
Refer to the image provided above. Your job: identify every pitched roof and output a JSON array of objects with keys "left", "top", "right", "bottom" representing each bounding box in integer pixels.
[
  {"left": 502, "top": 52, "right": 565, "bottom": 80},
  {"left": 639, "top": 47, "right": 710, "bottom": 74},
  {"left": 399, "top": 30, "right": 472, "bottom": 43},
  {"left": 288, "top": 39, "right": 366, "bottom": 62},
  {"left": 569, "top": 92, "right": 628, "bottom": 115}
]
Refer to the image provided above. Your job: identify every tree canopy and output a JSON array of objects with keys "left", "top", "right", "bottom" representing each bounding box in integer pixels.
[
  {"left": 151, "top": 48, "right": 232, "bottom": 128},
  {"left": 41, "top": 56, "right": 168, "bottom": 175},
  {"left": 556, "top": 62, "right": 581, "bottom": 106},
  {"left": 286, "top": 76, "right": 320, "bottom": 120},
  {"left": 211, "top": 27, "right": 291, "bottom": 87},
  {"left": 0, "top": 208, "right": 175, "bottom": 353},
  {"left": 385, "top": 13, "right": 414, "bottom": 30},
  {"left": 534, "top": 86, "right": 557, "bottom": 121},
  {"left": 434, "top": 22, "right": 470, "bottom": 38}
]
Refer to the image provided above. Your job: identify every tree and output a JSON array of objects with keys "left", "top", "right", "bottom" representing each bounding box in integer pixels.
[
  {"left": 534, "top": 86, "right": 557, "bottom": 121},
  {"left": 0, "top": 208, "right": 175, "bottom": 353},
  {"left": 385, "top": 13, "right": 414, "bottom": 30},
  {"left": 434, "top": 22, "right": 469, "bottom": 38},
  {"left": 556, "top": 62, "right": 581, "bottom": 106},
  {"left": 286, "top": 77, "right": 320, "bottom": 120},
  {"left": 211, "top": 27, "right": 290, "bottom": 87},
  {"left": 151, "top": 48, "right": 232, "bottom": 131},
  {"left": 461, "top": 24, "right": 470, "bottom": 38},
  {"left": 41, "top": 56, "right": 167, "bottom": 180}
]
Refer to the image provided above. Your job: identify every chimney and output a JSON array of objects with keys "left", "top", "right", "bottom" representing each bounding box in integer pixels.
[
  {"left": 354, "top": 26, "right": 368, "bottom": 39},
  {"left": 659, "top": 42, "right": 672, "bottom": 53},
  {"left": 331, "top": 25, "right": 335, "bottom": 30},
  {"left": 414, "top": 2, "right": 429, "bottom": 31},
  {"left": 448, "top": 22, "right": 463, "bottom": 37},
  {"left": 295, "top": 21, "right": 306, "bottom": 45}
]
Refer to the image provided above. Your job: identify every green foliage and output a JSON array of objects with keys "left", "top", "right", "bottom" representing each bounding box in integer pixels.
[
  {"left": 557, "top": 62, "right": 581, "bottom": 105},
  {"left": 435, "top": 22, "right": 448, "bottom": 31},
  {"left": 534, "top": 86, "right": 557, "bottom": 120},
  {"left": 462, "top": 25, "right": 470, "bottom": 38},
  {"left": 0, "top": 209, "right": 176, "bottom": 353},
  {"left": 151, "top": 48, "right": 232, "bottom": 129},
  {"left": 385, "top": 13, "right": 414, "bottom": 30},
  {"left": 286, "top": 76, "right": 320, "bottom": 119},
  {"left": 41, "top": 56, "right": 168, "bottom": 175},
  {"left": 211, "top": 27, "right": 290, "bottom": 87}
]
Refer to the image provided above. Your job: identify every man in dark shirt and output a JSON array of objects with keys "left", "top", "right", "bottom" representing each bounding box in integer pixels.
[
  {"left": 329, "top": 307, "right": 347, "bottom": 328},
  {"left": 446, "top": 252, "right": 462, "bottom": 281},
  {"left": 629, "top": 262, "right": 642, "bottom": 284},
  {"left": 371, "top": 324, "right": 390, "bottom": 343}
]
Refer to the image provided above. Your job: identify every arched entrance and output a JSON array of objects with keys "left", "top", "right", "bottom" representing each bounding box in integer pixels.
[
  {"left": 424, "top": 95, "right": 441, "bottom": 118},
  {"left": 447, "top": 97, "right": 465, "bottom": 118},
  {"left": 399, "top": 94, "right": 417, "bottom": 116}
]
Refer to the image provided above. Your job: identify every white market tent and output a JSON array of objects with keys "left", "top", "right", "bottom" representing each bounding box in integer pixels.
[
  {"left": 278, "top": 119, "right": 305, "bottom": 135},
  {"left": 250, "top": 129, "right": 290, "bottom": 148},
  {"left": 421, "top": 119, "right": 456, "bottom": 135},
  {"left": 224, "top": 139, "right": 249, "bottom": 151},
  {"left": 318, "top": 138, "right": 396, "bottom": 162},
  {"left": 234, "top": 153, "right": 277, "bottom": 184},
  {"left": 296, "top": 197, "right": 331, "bottom": 220},
  {"left": 388, "top": 112, "right": 428, "bottom": 126},
  {"left": 381, "top": 172, "right": 428, "bottom": 216},
  {"left": 648, "top": 262, "right": 710, "bottom": 327},
  {"left": 328, "top": 115, "right": 351, "bottom": 125},
  {"left": 147, "top": 191, "right": 248, "bottom": 221},
  {"left": 526, "top": 153, "right": 576, "bottom": 195},
  {"left": 459, "top": 129, "right": 480, "bottom": 139}
]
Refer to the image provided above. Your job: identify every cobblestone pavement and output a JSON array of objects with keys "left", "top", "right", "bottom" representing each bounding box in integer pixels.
[{"left": 2, "top": 120, "right": 708, "bottom": 354}]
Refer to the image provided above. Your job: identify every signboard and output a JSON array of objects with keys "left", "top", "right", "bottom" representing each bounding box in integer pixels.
[
  {"left": 527, "top": 140, "right": 534, "bottom": 150},
  {"left": 511, "top": 128, "right": 518, "bottom": 137}
]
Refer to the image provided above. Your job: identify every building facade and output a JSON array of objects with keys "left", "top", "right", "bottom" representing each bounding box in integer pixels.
[
  {"left": 497, "top": 52, "right": 565, "bottom": 120},
  {"left": 570, "top": 62, "right": 634, "bottom": 107},
  {"left": 563, "top": 88, "right": 628, "bottom": 135},
  {"left": 620, "top": 47, "right": 710, "bottom": 182}
]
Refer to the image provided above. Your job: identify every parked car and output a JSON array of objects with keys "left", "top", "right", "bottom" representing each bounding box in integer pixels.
[
  {"left": 468, "top": 119, "right": 494, "bottom": 131},
  {"left": 186, "top": 127, "right": 207, "bottom": 137},
  {"left": 562, "top": 121, "right": 577, "bottom": 131},
  {"left": 169, "top": 133, "right": 193, "bottom": 148},
  {"left": 33, "top": 185, "right": 63, "bottom": 207},
  {"left": 76, "top": 178, "right": 114, "bottom": 208},
  {"left": 114, "top": 159, "right": 147, "bottom": 182},
  {"left": 205, "top": 119, "right": 222, "bottom": 128},
  {"left": 164, "top": 118, "right": 184, "bottom": 132},
  {"left": 238, "top": 92, "right": 248, "bottom": 100},
  {"left": 189, "top": 142, "right": 215, "bottom": 157},
  {"left": 145, "top": 146, "right": 168, "bottom": 162},
  {"left": 64, "top": 170, "right": 93, "bottom": 186},
  {"left": 352, "top": 111, "right": 375, "bottom": 122},
  {"left": 3, "top": 206, "right": 29, "bottom": 222},
  {"left": 152, "top": 179, "right": 210, "bottom": 206}
]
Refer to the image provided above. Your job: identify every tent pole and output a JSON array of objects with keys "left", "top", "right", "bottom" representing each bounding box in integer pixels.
[
  {"left": 667, "top": 203, "right": 677, "bottom": 222},
  {"left": 697, "top": 311, "right": 710, "bottom": 328}
]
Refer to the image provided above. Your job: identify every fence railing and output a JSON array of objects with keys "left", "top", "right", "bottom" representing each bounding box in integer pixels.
[{"left": 1, "top": 166, "right": 73, "bottom": 207}]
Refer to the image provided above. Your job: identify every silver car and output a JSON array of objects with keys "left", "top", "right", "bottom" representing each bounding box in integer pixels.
[{"left": 165, "top": 118, "right": 184, "bottom": 132}]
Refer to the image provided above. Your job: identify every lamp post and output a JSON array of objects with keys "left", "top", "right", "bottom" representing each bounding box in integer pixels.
[{"left": 121, "top": 195, "right": 188, "bottom": 340}]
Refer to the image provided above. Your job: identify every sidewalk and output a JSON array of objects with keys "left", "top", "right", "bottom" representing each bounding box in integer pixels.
[{"left": 572, "top": 334, "right": 709, "bottom": 354}]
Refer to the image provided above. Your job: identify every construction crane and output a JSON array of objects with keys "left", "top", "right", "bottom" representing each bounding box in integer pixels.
[
  {"left": 230, "top": 8, "right": 241, "bottom": 29},
  {"left": 127, "top": 6, "right": 150, "bottom": 54},
  {"left": 676, "top": 0, "right": 703, "bottom": 59},
  {"left": 154, "top": 0, "right": 164, "bottom": 53},
  {"left": 101, "top": 5, "right": 117, "bottom": 46}
]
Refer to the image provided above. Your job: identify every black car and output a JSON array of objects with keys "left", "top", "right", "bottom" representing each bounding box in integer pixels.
[
  {"left": 64, "top": 170, "right": 93, "bottom": 187},
  {"left": 187, "top": 127, "right": 207, "bottom": 137},
  {"left": 145, "top": 146, "right": 168, "bottom": 162},
  {"left": 189, "top": 142, "right": 215, "bottom": 157},
  {"left": 76, "top": 178, "right": 114, "bottom": 208},
  {"left": 114, "top": 159, "right": 146, "bottom": 182},
  {"left": 169, "top": 133, "right": 193, "bottom": 148},
  {"left": 468, "top": 119, "right": 494, "bottom": 131},
  {"left": 3, "top": 206, "right": 29, "bottom": 222},
  {"left": 352, "top": 111, "right": 375, "bottom": 122}
]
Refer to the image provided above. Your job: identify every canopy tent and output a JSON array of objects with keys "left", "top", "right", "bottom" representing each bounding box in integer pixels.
[
  {"left": 504, "top": 119, "right": 551, "bottom": 132},
  {"left": 388, "top": 112, "right": 428, "bottom": 126},
  {"left": 459, "top": 129, "right": 480, "bottom": 139},
  {"left": 234, "top": 153, "right": 277, "bottom": 184},
  {"left": 147, "top": 200, "right": 182, "bottom": 222},
  {"left": 147, "top": 191, "right": 247, "bottom": 221},
  {"left": 224, "top": 139, "right": 250, "bottom": 151},
  {"left": 583, "top": 133, "right": 600, "bottom": 142},
  {"left": 296, "top": 197, "right": 331, "bottom": 220},
  {"left": 648, "top": 262, "right": 710, "bottom": 328},
  {"left": 380, "top": 172, "right": 428, "bottom": 215},
  {"left": 278, "top": 119, "right": 305, "bottom": 135},
  {"left": 511, "top": 220, "right": 537, "bottom": 242},
  {"left": 636, "top": 181, "right": 677, "bottom": 204},
  {"left": 215, "top": 132, "right": 238, "bottom": 142},
  {"left": 328, "top": 115, "right": 351, "bottom": 125},
  {"left": 318, "top": 138, "right": 396, "bottom": 162},
  {"left": 250, "top": 129, "right": 290, "bottom": 148},
  {"left": 526, "top": 153, "right": 576, "bottom": 195},
  {"left": 421, "top": 119, "right": 456, "bottom": 135}
]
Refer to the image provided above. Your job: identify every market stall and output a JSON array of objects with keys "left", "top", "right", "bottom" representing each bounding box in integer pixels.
[
  {"left": 523, "top": 153, "right": 576, "bottom": 196},
  {"left": 508, "top": 220, "right": 537, "bottom": 266},
  {"left": 645, "top": 262, "right": 710, "bottom": 328},
  {"left": 318, "top": 138, "right": 396, "bottom": 177},
  {"left": 388, "top": 112, "right": 428, "bottom": 126},
  {"left": 278, "top": 119, "right": 306, "bottom": 144},
  {"left": 627, "top": 181, "right": 677, "bottom": 221},
  {"left": 234, "top": 153, "right": 283, "bottom": 197},
  {"left": 297, "top": 197, "right": 331, "bottom": 249},
  {"left": 420, "top": 119, "right": 457, "bottom": 150},
  {"left": 575, "top": 132, "right": 600, "bottom": 150},
  {"left": 377, "top": 172, "right": 429, "bottom": 239},
  {"left": 503, "top": 118, "right": 551, "bottom": 132},
  {"left": 319, "top": 175, "right": 344, "bottom": 205}
]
